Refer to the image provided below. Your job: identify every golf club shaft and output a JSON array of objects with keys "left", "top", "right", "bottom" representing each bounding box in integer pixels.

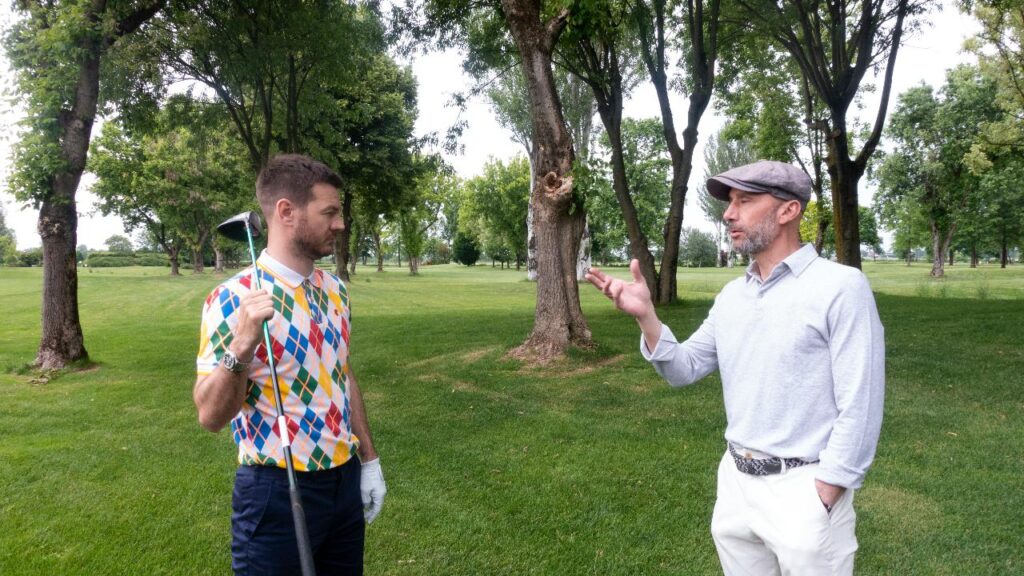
[{"left": 244, "top": 224, "right": 317, "bottom": 576}]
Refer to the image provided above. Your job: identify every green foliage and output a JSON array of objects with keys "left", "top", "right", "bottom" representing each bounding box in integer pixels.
[
  {"left": 397, "top": 157, "right": 458, "bottom": 272},
  {"left": 679, "top": 228, "right": 718, "bottom": 268},
  {"left": 875, "top": 65, "right": 1007, "bottom": 264},
  {"left": 85, "top": 251, "right": 168, "bottom": 268},
  {"left": 12, "top": 247, "right": 43, "bottom": 267},
  {"left": 0, "top": 207, "right": 17, "bottom": 266},
  {"left": 587, "top": 117, "right": 671, "bottom": 257},
  {"left": 452, "top": 232, "right": 481, "bottom": 266},
  {"left": 460, "top": 156, "right": 530, "bottom": 266},
  {"left": 3, "top": 0, "right": 166, "bottom": 205},
  {"left": 104, "top": 235, "right": 134, "bottom": 253},
  {"left": 89, "top": 95, "right": 254, "bottom": 264}
]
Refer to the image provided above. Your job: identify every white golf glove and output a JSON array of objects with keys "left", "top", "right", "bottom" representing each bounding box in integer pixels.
[{"left": 360, "top": 458, "right": 387, "bottom": 524}]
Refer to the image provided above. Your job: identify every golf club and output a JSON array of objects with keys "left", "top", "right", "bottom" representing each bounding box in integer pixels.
[{"left": 217, "top": 210, "right": 316, "bottom": 576}]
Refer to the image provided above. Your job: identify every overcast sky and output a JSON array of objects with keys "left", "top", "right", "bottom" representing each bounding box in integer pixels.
[{"left": 1, "top": 1, "right": 980, "bottom": 250}]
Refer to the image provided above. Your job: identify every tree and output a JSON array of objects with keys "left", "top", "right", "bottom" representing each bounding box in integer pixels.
[
  {"left": 679, "top": 227, "right": 718, "bottom": 267},
  {"left": 452, "top": 232, "right": 481, "bottom": 266},
  {"left": 485, "top": 53, "right": 597, "bottom": 282},
  {"left": 398, "top": 159, "right": 456, "bottom": 275},
  {"left": 104, "top": 235, "right": 134, "bottom": 253},
  {"left": 630, "top": 0, "right": 728, "bottom": 302},
  {"left": 90, "top": 96, "right": 254, "bottom": 276},
  {"left": 875, "top": 66, "right": 1003, "bottom": 277},
  {"left": 412, "top": 0, "right": 592, "bottom": 360},
  {"left": 460, "top": 156, "right": 531, "bottom": 270},
  {"left": 735, "top": 0, "right": 928, "bottom": 268},
  {"left": 4, "top": 0, "right": 166, "bottom": 369},
  {"left": 0, "top": 206, "right": 18, "bottom": 266}
]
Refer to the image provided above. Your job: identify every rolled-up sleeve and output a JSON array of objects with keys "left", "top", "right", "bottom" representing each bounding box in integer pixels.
[
  {"left": 817, "top": 273, "right": 886, "bottom": 489},
  {"left": 641, "top": 311, "right": 719, "bottom": 388}
]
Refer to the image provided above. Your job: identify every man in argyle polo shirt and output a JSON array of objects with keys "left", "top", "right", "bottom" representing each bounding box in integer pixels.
[{"left": 194, "top": 154, "right": 385, "bottom": 576}]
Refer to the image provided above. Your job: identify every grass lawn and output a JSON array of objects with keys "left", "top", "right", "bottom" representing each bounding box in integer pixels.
[{"left": 0, "top": 261, "right": 1022, "bottom": 575}]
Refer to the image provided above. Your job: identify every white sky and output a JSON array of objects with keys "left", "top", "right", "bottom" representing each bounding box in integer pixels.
[{"left": 1, "top": 1, "right": 980, "bottom": 250}]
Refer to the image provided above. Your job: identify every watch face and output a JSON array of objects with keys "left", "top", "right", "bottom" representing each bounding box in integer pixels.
[{"left": 223, "top": 351, "right": 240, "bottom": 372}]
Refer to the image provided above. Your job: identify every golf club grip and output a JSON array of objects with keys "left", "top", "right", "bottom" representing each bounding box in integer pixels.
[{"left": 290, "top": 486, "right": 317, "bottom": 576}]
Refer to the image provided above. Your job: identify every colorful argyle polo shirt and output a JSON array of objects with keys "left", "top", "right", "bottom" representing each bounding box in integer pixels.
[{"left": 196, "top": 251, "right": 358, "bottom": 471}]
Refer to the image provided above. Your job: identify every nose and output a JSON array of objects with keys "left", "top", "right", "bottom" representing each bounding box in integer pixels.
[{"left": 723, "top": 200, "right": 738, "bottom": 223}]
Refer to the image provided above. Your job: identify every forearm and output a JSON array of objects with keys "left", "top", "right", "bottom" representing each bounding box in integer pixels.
[
  {"left": 636, "top": 308, "right": 663, "bottom": 353},
  {"left": 193, "top": 367, "right": 248, "bottom": 432},
  {"left": 346, "top": 369, "right": 378, "bottom": 462}
]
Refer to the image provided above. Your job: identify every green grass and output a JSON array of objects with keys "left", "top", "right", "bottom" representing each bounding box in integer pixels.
[{"left": 1, "top": 262, "right": 1022, "bottom": 575}]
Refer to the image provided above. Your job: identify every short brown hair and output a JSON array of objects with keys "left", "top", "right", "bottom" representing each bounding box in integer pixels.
[{"left": 256, "top": 154, "right": 343, "bottom": 216}]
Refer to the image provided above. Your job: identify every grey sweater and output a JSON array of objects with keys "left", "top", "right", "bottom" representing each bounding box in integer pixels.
[{"left": 642, "top": 244, "right": 885, "bottom": 489}]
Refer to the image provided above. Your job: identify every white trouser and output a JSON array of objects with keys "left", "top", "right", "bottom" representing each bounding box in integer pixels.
[{"left": 710, "top": 451, "right": 857, "bottom": 576}]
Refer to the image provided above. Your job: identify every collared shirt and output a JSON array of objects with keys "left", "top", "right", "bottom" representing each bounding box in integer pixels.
[
  {"left": 197, "top": 250, "right": 358, "bottom": 471},
  {"left": 642, "top": 244, "right": 885, "bottom": 489}
]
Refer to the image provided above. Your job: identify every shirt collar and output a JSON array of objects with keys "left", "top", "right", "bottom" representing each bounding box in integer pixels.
[
  {"left": 744, "top": 243, "right": 818, "bottom": 283},
  {"left": 256, "top": 250, "right": 317, "bottom": 288}
]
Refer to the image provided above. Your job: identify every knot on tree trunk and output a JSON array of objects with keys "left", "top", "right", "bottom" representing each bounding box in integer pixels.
[{"left": 541, "top": 171, "right": 573, "bottom": 206}]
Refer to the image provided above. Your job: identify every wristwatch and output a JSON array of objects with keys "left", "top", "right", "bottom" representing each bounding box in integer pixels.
[{"left": 221, "top": 349, "right": 250, "bottom": 374}]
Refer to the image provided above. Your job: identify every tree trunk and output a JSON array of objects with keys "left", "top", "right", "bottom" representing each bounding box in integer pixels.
[
  {"left": 334, "top": 189, "right": 353, "bottom": 281},
  {"left": 502, "top": 0, "right": 591, "bottom": 361},
  {"left": 37, "top": 189, "right": 88, "bottom": 370},
  {"left": 373, "top": 230, "right": 383, "bottom": 272},
  {"left": 168, "top": 247, "right": 181, "bottom": 276},
  {"left": 970, "top": 244, "right": 978, "bottom": 268},
  {"left": 214, "top": 246, "right": 225, "bottom": 273},
  {"left": 826, "top": 145, "right": 865, "bottom": 269},
  {"left": 634, "top": 0, "right": 720, "bottom": 304},
  {"left": 191, "top": 248, "right": 204, "bottom": 273},
  {"left": 929, "top": 221, "right": 956, "bottom": 278},
  {"left": 33, "top": 24, "right": 110, "bottom": 369},
  {"left": 1000, "top": 233, "right": 1009, "bottom": 268},
  {"left": 599, "top": 105, "right": 658, "bottom": 297}
]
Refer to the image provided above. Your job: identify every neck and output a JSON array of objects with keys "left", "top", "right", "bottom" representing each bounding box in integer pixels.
[
  {"left": 266, "top": 235, "right": 314, "bottom": 277},
  {"left": 753, "top": 235, "right": 802, "bottom": 281}
]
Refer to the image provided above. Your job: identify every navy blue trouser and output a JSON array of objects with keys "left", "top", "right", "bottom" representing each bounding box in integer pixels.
[{"left": 231, "top": 458, "right": 364, "bottom": 576}]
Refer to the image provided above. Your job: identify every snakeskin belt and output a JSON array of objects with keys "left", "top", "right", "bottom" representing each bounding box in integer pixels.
[{"left": 728, "top": 442, "right": 816, "bottom": 476}]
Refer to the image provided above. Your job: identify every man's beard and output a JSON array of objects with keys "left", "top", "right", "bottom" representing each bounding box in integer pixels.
[
  {"left": 730, "top": 211, "right": 778, "bottom": 256},
  {"left": 294, "top": 219, "right": 336, "bottom": 260}
]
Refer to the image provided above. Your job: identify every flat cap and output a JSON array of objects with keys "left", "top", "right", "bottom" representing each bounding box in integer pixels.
[{"left": 707, "top": 160, "right": 811, "bottom": 206}]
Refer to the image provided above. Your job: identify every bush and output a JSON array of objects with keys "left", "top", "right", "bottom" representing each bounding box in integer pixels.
[
  {"left": 136, "top": 252, "right": 170, "bottom": 267},
  {"left": 452, "top": 233, "right": 481, "bottom": 266},
  {"left": 84, "top": 251, "right": 168, "bottom": 267}
]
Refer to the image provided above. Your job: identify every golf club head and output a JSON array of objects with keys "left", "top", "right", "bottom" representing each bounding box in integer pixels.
[{"left": 217, "top": 211, "right": 263, "bottom": 242}]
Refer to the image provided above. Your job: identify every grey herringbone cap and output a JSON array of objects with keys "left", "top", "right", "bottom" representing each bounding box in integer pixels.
[{"left": 707, "top": 160, "right": 812, "bottom": 206}]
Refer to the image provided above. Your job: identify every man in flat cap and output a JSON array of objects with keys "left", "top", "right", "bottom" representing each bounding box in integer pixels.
[{"left": 585, "top": 160, "right": 885, "bottom": 575}]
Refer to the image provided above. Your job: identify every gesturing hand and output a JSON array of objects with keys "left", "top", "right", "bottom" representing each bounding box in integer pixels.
[{"left": 584, "top": 259, "right": 655, "bottom": 320}]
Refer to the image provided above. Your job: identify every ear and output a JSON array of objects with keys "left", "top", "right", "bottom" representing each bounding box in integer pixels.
[
  {"left": 274, "top": 197, "right": 297, "bottom": 226},
  {"left": 776, "top": 200, "right": 803, "bottom": 226}
]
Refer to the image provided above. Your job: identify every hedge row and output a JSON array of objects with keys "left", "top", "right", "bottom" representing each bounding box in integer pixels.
[{"left": 85, "top": 252, "right": 170, "bottom": 267}]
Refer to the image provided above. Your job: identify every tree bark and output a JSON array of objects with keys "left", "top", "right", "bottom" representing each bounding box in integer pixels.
[
  {"left": 373, "top": 229, "right": 384, "bottom": 272},
  {"left": 970, "top": 244, "right": 978, "bottom": 268},
  {"left": 191, "top": 248, "right": 204, "bottom": 273},
  {"left": 502, "top": 0, "right": 591, "bottom": 361},
  {"left": 335, "top": 189, "right": 354, "bottom": 281},
  {"left": 929, "top": 220, "right": 956, "bottom": 278},
  {"left": 213, "top": 247, "right": 225, "bottom": 272}
]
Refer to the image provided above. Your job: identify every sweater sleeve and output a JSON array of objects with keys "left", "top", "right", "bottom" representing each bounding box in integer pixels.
[
  {"left": 641, "top": 306, "right": 719, "bottom": 388},
  {"left": 816, "top": 273, "right": 886, "bottom": 489}
]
